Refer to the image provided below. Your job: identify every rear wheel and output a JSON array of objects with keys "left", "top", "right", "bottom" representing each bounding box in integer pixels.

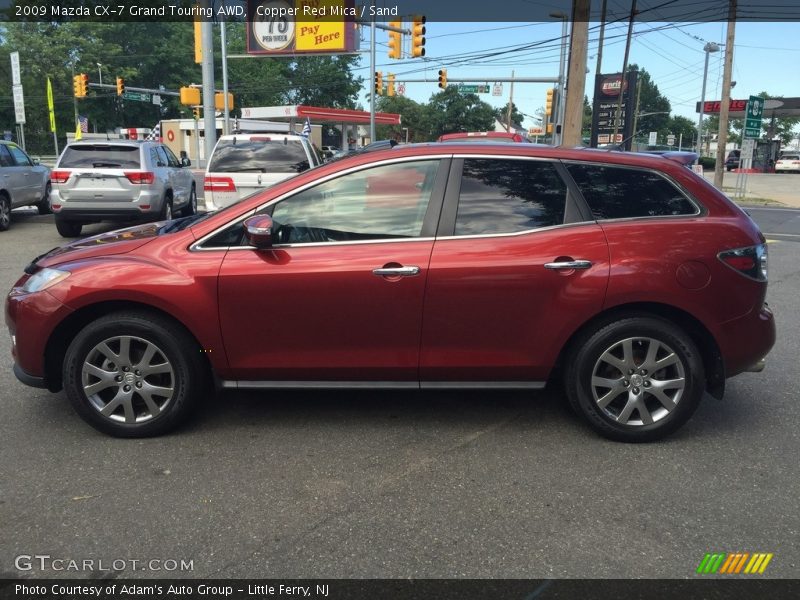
[
  {"left": 564, "top": 316, "right": 705, "bottom": 442},
  {"left": 181, "top": 185, "right": 197, "bottom": 217},
  {"left": 55, "top": 218, "right": 82, "bottom": 237},
  {"left": 36, "top": 183, "right": 52, "bottom": 215},
  {"left": 0, "top": 195, "right": 10, "bottom": 231},
  {"left": 160, "top": 196, "right": 173, "bottom": 221},
  {"left": 62, "top": 311, "right": 207, "bottom": 437}
]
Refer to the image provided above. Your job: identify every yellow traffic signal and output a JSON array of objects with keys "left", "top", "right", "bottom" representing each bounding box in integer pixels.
[
  {"left": 387, "top": 74, "right": 396, "bottom": 97},
  {"left": 73, "top": 74, "right": 87, "bottom": 98},
  {"left": 215, "top": 92, "right": 235, "bottom": 110},
  {"left": 374, "top": 71, "right": 383, "bottom": 95},
  {"left": 116, "top": 77, "right": 125, "bottom": 96},
  {"left": 411, "top": 15, "right": 426, "bottom": 58},
  {"left": 388, "top": 20, "right": 402, "bottom": 59},
  {"left": 438, "top": 69, "right": 447, "bottom": 89},
  {"left": 545, "top": 88, "right": 554, "bottom": 116},
  {"left": 180, "top": 86, "right": 201, "bottom": 106}
]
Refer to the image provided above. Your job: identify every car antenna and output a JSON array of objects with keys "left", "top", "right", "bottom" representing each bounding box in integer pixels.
[{"left": 606, "top": 130, "right": 642, "bottom": 151}]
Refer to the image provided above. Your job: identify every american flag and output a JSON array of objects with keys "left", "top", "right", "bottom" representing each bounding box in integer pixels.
[
  {"left": 78, "top": 115, "right": 89, "bottom": 133},
  {"left": 301, "top": 117, "right": 311, "bottom": 138},
  {"left": 145, "top": 122, "right": 161, "bottom": 141}
]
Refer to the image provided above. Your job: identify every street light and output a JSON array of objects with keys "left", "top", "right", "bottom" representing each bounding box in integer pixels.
[
  {"left": 550, "top": 11, "right": 568, "bottom": 146},
  {"left": 96, "top": 62, "right": 102, "bottom": 86},
  {"left": 696, "top": 42, "right": 720, "bottom": 156}
]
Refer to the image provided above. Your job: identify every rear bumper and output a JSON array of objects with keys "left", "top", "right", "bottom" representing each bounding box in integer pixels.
[
  {"left": 54, "top": 208, "right": 157, "bottom": 222},
  {"left": 718, "top": 303, "right": 776, "bottom": 378}
]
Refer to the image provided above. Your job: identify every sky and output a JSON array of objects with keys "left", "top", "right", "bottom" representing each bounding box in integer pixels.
[{"left": 353, "top": 20, "right": 800, "bottom": 130}]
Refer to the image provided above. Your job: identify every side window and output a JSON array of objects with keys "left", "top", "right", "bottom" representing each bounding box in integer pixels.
[
  {"left": 7, "top": 145, "right": 32, "bottom": 167},
  {"left": 162, "top": 146, "right": 181, "bottom": 167},
  {"left": 150, "top": 148, "right": 162, "bottom": 167},
  {"left": 454, "top": 158, "right": 567, "bottom": 236},
  {"left": 268, "top": 160, "right": 441, "bottom": 244},
  {"left": 155, "top": 146, "right": 170, "bottom": 167},
  {"left": 0, "top": 145, "right": 13, "bottom": 167},
  {"left": 565, "top": 163, "right": 698, "bottom": 219}
]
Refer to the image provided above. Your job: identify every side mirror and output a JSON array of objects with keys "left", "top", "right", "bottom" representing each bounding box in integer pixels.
[
  {"left": 243, "top": 214, "right": 274, "bottom": 248},
  {"left": 181, "top": 157, "right": 191, "bottom": 167},
  {"left": 32, "top": 157, "right": 40, "bottom": 165}
]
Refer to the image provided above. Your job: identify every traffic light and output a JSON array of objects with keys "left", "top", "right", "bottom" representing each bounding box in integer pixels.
[
  {"left": 73, "top": 74, "right": 88, "bottom": 98},
  {"left": 215, "top": 92, "right": 235, "bottom": 110},
  {"left": 411, "top": 15, "right": 426, "bottom": 58},
  {"left": 116, "top": 77, "right": 125, "bottom": 96},
  {"left": 387, "top": 74, "right": 396, "bottom": 97},
  {"left": 387, "top": 20, "right": 402, "bottom": 59},
  {"left": 192, "top": 107, "right": 201, "bottom": 120},
  {"left": 545, "top": 88, "right": 554, "bottom": 117},
  {"left": 438, "top": 69, "right": 447, "bottom": 89},
  {"left": 374, "top": 71, "right": 383, "bottom": 95},
  {"left": 180, "top": 86, "right": 201, "bottom": 106}
]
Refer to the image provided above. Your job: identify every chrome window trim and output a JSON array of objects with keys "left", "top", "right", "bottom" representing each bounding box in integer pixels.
[
  {"left": 190, "top": 154, "right": 449, "bottom": 252},
  {"left": 434, "top": 220, "right": 598, "bottom": 242},
  {"left": 560, "top": 159, "right": 704, "bottom": 219}
]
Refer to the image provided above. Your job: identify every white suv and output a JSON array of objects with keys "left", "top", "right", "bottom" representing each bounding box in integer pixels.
[{"left": 203, "top": 133, "right": 320, "bottom": 210}]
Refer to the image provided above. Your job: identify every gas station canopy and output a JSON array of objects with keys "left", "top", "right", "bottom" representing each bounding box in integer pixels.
[
  {"left": 696, "top": 98, "right": 800, "bottom": 118},
  {"left": 240, "top": 105, "right": 401, "bottom": 126}
]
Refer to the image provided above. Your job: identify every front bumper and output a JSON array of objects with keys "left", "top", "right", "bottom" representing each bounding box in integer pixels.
[{"left": 13, "top": 363, "right": 48, "bottom": 388}]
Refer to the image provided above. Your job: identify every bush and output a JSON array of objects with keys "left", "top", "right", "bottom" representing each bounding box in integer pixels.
[{"left": 699, "top": 157, "right": 716, "bottom": 170}]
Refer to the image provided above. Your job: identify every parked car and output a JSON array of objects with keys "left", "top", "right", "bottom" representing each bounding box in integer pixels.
[
  {"left": 204, "top": 133, "right": 320, "bottom": 211},
  {"left": 48, "top": 140, "right": 196, "bottom": 238},
  {"left": 438, "top": 131, "right": 530, "bottom": 143},
  {"left": 320, "top": 146, "right": 338, "bottom": 159},
  {"left": 725, "top": 149, "right": 741, "bottom": 171},
  {"left": 0, "top": 140, "right": 51, "bottom": 231},
  {"left": 774, "top": 153, "right": 800, "bottom": 173},
  {"left": 7, "top": 144, "right": 774, "bottom": 441}
]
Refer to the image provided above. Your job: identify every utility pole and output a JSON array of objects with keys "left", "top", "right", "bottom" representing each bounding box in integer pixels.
[
  {"left": 369, "top": 0, "right": 376, "bottom": 144},
  {"left": 612, "top": 0, "right": 637, "bottom": 146},
  {"left": 506, "top": 70, "right": 515, "bottom": 133},
  {"left": 714, "top": 0, "right": 736, "bottom": 188},
  {"left": 201, "top": 0, "right": 216, "bottom": 164},
  {"left": 595, "top": 0, "right": 608, "bottom": 76},
  {"left": 220, "top": 6, "right": 231, "bottom": 136},
  {"left": 562, "top": 0, "right": 590, "bottom": 147},
  {"left": 630, "top": 76, "right": 642, "bottom": 147}
]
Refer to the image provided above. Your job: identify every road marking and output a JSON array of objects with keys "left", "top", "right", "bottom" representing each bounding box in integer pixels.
[{"left": 765, "top": 232, "right": 800, "bottom": 238}]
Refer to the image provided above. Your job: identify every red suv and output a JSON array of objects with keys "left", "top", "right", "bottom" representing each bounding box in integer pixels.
[{"left": 6, "top": 145, "right": 775, "bottom": 441}]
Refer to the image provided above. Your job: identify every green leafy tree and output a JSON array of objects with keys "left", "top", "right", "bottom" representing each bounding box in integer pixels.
[
  {"left": 494, "top": 102, "right": 524, "bottom": 129},
  {"left": 627, "top": 65, "right": 671, "bottom": 137},
  {"left": 664, "top": 115, "right": 696, "bottom": 148},
  {"left": 425, "top": 86, "right": 496, "bottom": 140},
  {"left": 375, "top": 95, "right": 429, "bottom": 142}
]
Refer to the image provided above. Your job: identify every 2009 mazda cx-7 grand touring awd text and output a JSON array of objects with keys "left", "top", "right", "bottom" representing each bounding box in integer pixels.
[{"left": 6, "top": 144, "right": 775, "bottom": 441}]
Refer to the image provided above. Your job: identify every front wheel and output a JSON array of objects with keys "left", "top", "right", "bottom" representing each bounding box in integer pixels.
[
  {"left": 564, "top": 316, "right": 705, "bottom": 442},
  {"left": 62, "top": 312, "right": 207, "bottom": 437},
  {"left": 37, "top": 183, "right": 52, "bottom": 215}
]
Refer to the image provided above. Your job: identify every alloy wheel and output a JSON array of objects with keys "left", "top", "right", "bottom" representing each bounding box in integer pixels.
[
  {"left": 590, "top": 336, "right": 686, "bottom": 426},
  {"left": 81, "top": 335, "right": 175, "bottom": 424}
]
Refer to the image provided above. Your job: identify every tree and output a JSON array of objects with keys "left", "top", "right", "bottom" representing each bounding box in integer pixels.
[
  {"left": 627, "top": 64, "right": 671, "bottom": 137},
  {"left": 664, "top": 116, "right": 696, "bottom": 148},
  {"left": 375, "top": 95, "right": 429, "bottom": 142},
  {"left": 494, "top": 102, "right": 524, "bottom": 130},
  {"left": 425, "top": 87, "right": 496, "bottom": 140}
]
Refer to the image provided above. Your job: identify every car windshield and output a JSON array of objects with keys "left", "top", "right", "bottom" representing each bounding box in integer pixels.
[
  {"left": 58, "top": 145, "right": 141, "bottom": 168},
  {"left": 208, "top": 139, "right": 309, "bottom": 173}
]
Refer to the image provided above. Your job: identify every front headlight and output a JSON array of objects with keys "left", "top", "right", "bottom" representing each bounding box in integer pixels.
[{"left": 21, "top": 268, "right": 70, "bottom": 293}]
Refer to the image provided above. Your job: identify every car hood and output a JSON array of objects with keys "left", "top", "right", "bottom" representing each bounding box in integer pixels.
[{"left": 29, "top": 223, "right": 164, "bottom": 271}]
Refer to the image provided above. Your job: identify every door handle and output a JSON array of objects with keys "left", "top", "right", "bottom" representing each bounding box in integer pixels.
[
  {"left": 544, "top": 259, "right": 593, "bottom": 270},
  {"left": 372, "top": 266, "right": 420, "bottom": 277}
]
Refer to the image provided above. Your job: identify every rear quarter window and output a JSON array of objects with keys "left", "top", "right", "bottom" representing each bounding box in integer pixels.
[
  {"left": 565, "top": 163, "right": 698, "bottom": 220},
  {"left": 58, "top": 145, "right": 141, "bottom": 168},
  {"left": 208, "top": 139, "right": 310, "bottom": 173}
]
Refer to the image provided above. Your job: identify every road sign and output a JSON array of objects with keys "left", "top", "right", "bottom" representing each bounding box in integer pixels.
[
  {"left": 528, "top": 126, "right": 544, "bottom": 135},
  {"left": 397, "top": 83, "right": 406, "bottom": 96},
  {"left": 741, "top": 138, "right": 756, "bottom": 162},
  {"left": 122, "top": 91, "right": 151, "bottom": 102},
  {"left": 492, "top": 83, "right": 503, "bottom": 97},
  {"left": 152, "top": 94, "right": 162, "bottom": 106},
  {"left": 12, "top": 84, "right": 25, "bottom": 124},
  {"left": 667, "top": 134, "right": 676, "bottom": 146},
  {"left": 10, "top": 52, "right": 21, "bottom": 86},
  {"left": 648, "top": 131, "right": 658, "bottom": 145},
  {"left": 458, "top": 84, "right": 489, "bottom": 94},
  {"left": 744, "top": 95, "right": 763, "bottom": 138}
]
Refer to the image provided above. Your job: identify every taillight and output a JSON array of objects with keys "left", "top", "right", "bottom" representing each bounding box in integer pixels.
[
  {"left": 204, "top": 176, "right": 236, "bottom": 192},
  {"left": 50, "top": 170, "right": 70, "bottom": 184},
  {"left": 124, "top": 171, "right": 155, "bottom": 184},
  {"left": 718, "top": 243, "right": 767, "bottom": 282}
]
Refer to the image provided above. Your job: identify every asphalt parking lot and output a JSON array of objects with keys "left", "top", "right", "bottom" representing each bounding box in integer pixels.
[{"left": 0, "top": 209, "right": 798, "bottom": 580}]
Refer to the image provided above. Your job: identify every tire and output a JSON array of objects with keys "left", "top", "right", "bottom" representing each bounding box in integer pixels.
[
  {"left": 160, "top": 196, "right": 173, "bottom": 221},
  {"left": 0, "top": 194, "right": 10, "bottom": 232},
  {"left": 181, "top": 185, "right": 197, "bottom": 217},
  {"left": 55, "top": 218, "right": 82, "bottom": 238},
  {"left": 37, "top": 183, "right": 52, "bottom": 215},
  {"left": 564, "top": 316, "right": 705, "bottom": 442},
  {"left": 62, "top": 311, "right": 207, "bottom": 437}
]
